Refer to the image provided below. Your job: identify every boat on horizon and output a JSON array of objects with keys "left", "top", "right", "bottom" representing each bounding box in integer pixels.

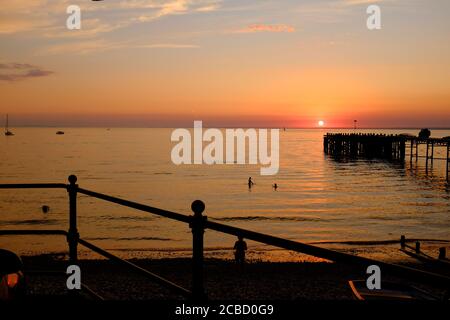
[
  {"left": 4, "top": 114, "right": 14, "bottom": 136},
  {"left": 56, "top": 131, "right": 65, "bottom": 135}
]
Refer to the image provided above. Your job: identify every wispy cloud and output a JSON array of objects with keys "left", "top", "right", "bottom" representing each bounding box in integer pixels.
[
  {"left": 1, "top": 0, "right": 222, "bottom": 36},
  {"left": 136, "top": 43, "right": 199, "bottom": 49},
  {"left": 343, "top": 0, "right": 389, "bottom": 5},
  {"left": 295, "top": 0, "right": 395, "bottom": 24},
  {"left": 0, "top": 63, "right": 54, "bottom": 81},
  {"left": 234, "top": 24, "right": 295, "bottom": 34},
  {"left": 40, "top": 40, "right": 199, "bottom": 55}
]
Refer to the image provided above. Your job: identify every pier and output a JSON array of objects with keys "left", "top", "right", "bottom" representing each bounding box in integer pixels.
[{"left": 323, "top": 133, "right": 450, "bottom": 181}]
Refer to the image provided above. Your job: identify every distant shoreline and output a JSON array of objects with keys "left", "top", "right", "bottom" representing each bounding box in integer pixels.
[
  {"left": 5, "top": 126, "right": 450, "bottom": 130},
  {"left": 12, "top": 241, "right": 449, "bottom": 264}
]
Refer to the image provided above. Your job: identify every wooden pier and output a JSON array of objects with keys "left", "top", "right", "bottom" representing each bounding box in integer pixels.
[{"left": 323, "top": 133, "right": 450, "bottom": 181}]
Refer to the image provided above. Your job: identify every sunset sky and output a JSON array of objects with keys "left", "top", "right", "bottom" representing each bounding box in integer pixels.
[{"left": 1, "top": 0, "right": 450, "bottom": 128}]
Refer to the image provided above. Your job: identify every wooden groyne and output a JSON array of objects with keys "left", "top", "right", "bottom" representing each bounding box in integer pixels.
[{"left": 323, "top": 133, "right": 450, "bottom": 181}]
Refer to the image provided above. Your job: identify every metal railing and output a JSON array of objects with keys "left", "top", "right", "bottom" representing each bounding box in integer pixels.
[{"left": 1, "top": 175, "right": 450, "bottom": 300}]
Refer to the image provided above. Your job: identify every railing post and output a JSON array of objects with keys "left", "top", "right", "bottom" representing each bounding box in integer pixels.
[
  {"left": 67, "top": 175, "right": 79, "bottom": 264},
  {"left": 400, "top": 235, "right": 406, "bottom": 249},
  {"left": 190, "top": 200, "right": 207, "bottom": 300}
]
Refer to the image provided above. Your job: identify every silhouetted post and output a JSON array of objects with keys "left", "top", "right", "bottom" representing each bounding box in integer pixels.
[
  {"left": 431, "top": 142, "right": 434, "bottom": 164},
  {"left": 438, "top": 247, "right": 446, "bottom": 260},
  {"left": 400, "top": 235, "right": 406, "bottom": 249},
  {"left": 426, "top": 141, "right": 429, "bottom": 172},
  {"left": 410, "top": 141, "right": 413, "bottom": 163},
  {"left": 190, "top": 200, "right": 207, "bottom": 300},
  {"left": 447, "top": 144, "right": 449, "bottom": 182},
  {"left": 415, "top": 241, "right": 420, "bottom": 253},
  {"left": 416, "top": 142, "right": 418, "bottom": 161},
  {"left": 67, "top": 175, "right": 79, "bottom": 263},
  {"left": 400, "top": 140, "right": 405, "bottom": 161}
]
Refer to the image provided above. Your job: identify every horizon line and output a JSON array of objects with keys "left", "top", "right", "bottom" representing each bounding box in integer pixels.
[{"left": 7, "top": 126, "right": 450, "bottom": 130}]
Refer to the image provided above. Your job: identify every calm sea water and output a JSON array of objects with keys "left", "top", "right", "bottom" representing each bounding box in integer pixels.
[{"left": 0, "top": 128, "right": 449, "bottom": 258}]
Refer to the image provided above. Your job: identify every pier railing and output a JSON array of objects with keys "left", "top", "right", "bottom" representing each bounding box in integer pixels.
[
  {"left": 1, "top": 175, "right": 450, "bottom": 300},
  {"left": 324, "top": 133, "right": 450, "bottom": 181}
]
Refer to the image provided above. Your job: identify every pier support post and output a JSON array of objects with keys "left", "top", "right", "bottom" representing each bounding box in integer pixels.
[
  {"left": 415, "top": 241, "right": 421, "bottom": 254},
  {"left": 447, "top": 144, "right": 449, "bottom": 182},
  {"left": 67, "top": 175, "right": 79, "bottom": 264},
  {"left": 400, "top": 140, "right": 405, "bottom": 161},
  {"left": 431, "top": 142, "right": 434, "bottom": 164},
  {"left": 416, "top": 142, "right": 419, "bottom": 162},
  {"left": 190, "top": 200, "right": 207, "bottom": 300},
  {"left": 410, "top": 141, "right": 413, "bottom": 163}
]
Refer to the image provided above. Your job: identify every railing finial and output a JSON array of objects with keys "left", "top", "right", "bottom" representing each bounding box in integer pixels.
[
  {"left": 68, "top": 174, "right": 78, "bottom": 185},
  {"left": 191, "top": 200, "right": 205, "bottom": 217}
]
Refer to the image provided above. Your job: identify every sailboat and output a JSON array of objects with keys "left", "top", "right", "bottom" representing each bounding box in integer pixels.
[{"left": 4, "top": 114, "right": 14, "bottom": 136}]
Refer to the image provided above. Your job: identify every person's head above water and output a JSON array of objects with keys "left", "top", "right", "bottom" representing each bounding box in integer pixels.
[{"left": 238, "top": 236, "right": 244, "bottom": 241}]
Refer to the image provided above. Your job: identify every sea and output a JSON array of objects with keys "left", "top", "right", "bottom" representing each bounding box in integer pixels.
[{"left": 1, "top": 128, "right": 449, "bottom": 260}]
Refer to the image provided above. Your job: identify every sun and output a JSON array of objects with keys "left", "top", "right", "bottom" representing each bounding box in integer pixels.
[{"left": 318, "top": 120, "right": 325, "bottom": 127}]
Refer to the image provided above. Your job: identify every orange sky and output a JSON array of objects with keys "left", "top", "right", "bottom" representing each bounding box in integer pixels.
[{"left": 1, "top": 0, "right": 450, "bottom": 128}]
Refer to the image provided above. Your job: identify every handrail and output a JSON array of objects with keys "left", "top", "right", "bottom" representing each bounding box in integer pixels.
[
  {"left": 77, "top": 187, "right": 192, "bottom": 224},
  {"left": 204, "top": 221, "right": 450, "bottom": 287},
  {"left": 0, "top": 229, "right": 190, "bottom": 298},
  {"left": 77, "top": 238, "right": 191, "bottom": 298},
  {"left": 0, "top": 230, "right": 67, "bottom": 236},
  {"left": 1, "top": 176, "right": 450, "bottom": 301},
  {"left": 0, "top": 183, "right": 67, "bottom": 189}
]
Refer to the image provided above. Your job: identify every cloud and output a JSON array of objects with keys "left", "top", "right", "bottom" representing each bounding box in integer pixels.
[
  {"left": 40, "top": 40, "right": 199, "bottom": 55},
  {"left": 136, "top": 43, "right": 199, "bottom": 49},
  {"left": 235, "top": 24, "right": 295, "bottom": 34},
  {"left": 295, "top": 0, "right": 395, "bottom": 24},
  {"left": 0, "top": 63, "right": 54, "bottom": 81},
  {"left": 343, "top": 0, "right": 387, "bottom": 5},
  {"left": 1, "top": 0, "right": 222, "bottom": 36}
]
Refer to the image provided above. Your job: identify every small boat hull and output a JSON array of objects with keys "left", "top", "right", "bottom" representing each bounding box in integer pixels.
[{"left": 348, "top": 280, "right": 437, "bottom": 301}]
